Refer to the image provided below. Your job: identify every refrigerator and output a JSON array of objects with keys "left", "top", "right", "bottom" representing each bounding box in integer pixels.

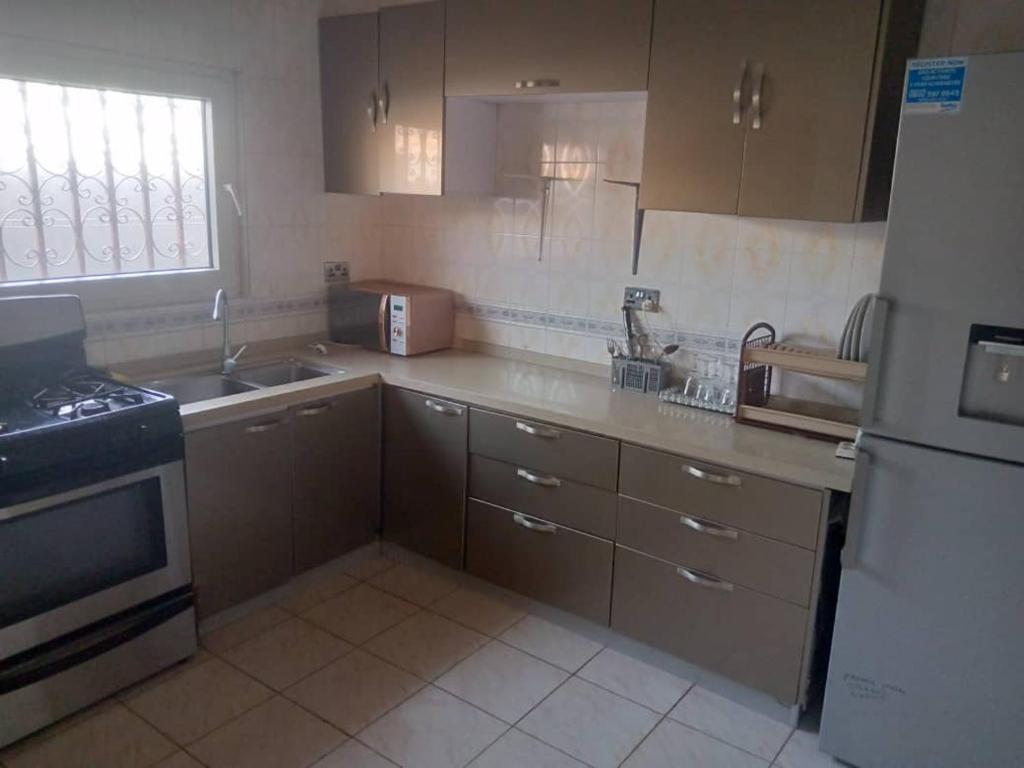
[{"left": 819, "top": 53, "right": 1024, "bottom": 768}]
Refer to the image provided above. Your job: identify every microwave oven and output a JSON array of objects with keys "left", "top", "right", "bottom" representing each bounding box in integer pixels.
[{"left": 328, "top": 281, "right": 454, "bottom": 356}]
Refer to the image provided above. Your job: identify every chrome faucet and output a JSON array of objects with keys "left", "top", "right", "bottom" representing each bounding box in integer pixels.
[{"left": 212, "top": 288, "right": 247, "bottom": 375}]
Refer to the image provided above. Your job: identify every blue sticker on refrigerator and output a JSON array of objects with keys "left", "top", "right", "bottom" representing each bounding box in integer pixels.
[{"left": 905, "top": 57, "right": 968, "bottom": 114}]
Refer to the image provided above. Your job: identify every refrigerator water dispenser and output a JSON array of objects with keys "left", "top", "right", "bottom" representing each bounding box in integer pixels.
[{"left": 959, "top": 324, "right": 1024, "bottom": 426}]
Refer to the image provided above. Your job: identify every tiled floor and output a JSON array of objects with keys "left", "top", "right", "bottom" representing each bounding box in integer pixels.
[{"left": 0, "top": 548, "right": 842, "bottom": 768}]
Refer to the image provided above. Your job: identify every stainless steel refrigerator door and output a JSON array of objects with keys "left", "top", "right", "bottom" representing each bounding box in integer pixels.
[
  {"left": 820, "top": 434, "right": 1024, "bottom": 768},
  {"left": 864, "top": 53, "right": 1024, "bottom": 463}
]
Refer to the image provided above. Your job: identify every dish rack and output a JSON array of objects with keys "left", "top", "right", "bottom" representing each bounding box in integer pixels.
[{"left": 736, "top": 323, "right": 868, "bottom": 441}]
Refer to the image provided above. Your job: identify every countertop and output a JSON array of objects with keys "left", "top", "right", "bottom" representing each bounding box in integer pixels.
[{"left": 170, "top": 345, "right": 854, "bottom": 493}]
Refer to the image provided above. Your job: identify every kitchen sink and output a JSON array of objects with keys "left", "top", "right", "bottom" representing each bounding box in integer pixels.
[
  {"left": 234, "top": 358, "right": 343, "bottom": 387},
  {"left": 140, "top": 374, "right": 259, "bottom": 406}
]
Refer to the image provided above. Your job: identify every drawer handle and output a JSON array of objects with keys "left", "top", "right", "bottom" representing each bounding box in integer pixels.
[
  {"left": 244, "top": 419, "right": 283, "bottom": 434},
  {"left": 297, "top": 403, "right": 332, "bottom": 417},
  {"left": 516, "top": 467, "right": 562, "bottom": 488},
  {"left": 682, "top": 464, "right": 742, "bottom": 487},
  {"left": 424, "top": 399, "right": 463, "bottom": 416},
  {"left": 679, "top": 514, "right": 738, "bottom": 540},
  {"left": 515, "top": 78, "right": 560, "bottom": 89},
  {"left": 515, "top": 420, "right": 560, "bottom": 439},
  {"left": 513, "top": 512, "right": 557, "bottom": 534},
  {"left": 677, "top": 566, "right": 734, "bottom": 592}
]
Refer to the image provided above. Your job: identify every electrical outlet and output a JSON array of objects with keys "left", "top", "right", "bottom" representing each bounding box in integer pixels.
[
  {"left": 323, "top": 261, "right": 349, "bottom": 284},
  {"left": 623, "top": 286, "right": 661, "bottom": 311}
]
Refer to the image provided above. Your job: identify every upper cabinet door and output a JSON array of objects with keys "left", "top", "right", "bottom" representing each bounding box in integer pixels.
[
  {"left": 445, "top": 0, "right": 653, "bottom": 97},
  {"left": 319, "top": 13, "right": 380, "bottom": 194},
  {"left": 639, "top": 0, "right": 757, "bottom": 213},
  {"left": 736, "top": 0, "right": 883, "bottom": 220},
  {"left": 378, "top": 2, "right": 444, "bottom": 195}
]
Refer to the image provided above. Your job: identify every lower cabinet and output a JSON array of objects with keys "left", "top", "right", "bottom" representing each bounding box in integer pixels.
[
  {"left": 292, "top": 386, "right": 380, "bottom": 572},
  {"left": 465, "top": 498, "right": 614, "bottom": 624},
  {"left": 382, "top": 387, "right": 468, "bottom": 568},
  {"left": 186, "top": 411, "right": 294, "bottom": 618}
]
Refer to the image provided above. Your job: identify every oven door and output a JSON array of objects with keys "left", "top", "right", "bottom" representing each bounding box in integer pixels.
[{"left": 0, "top": 461, "right": 190, "bottom": 658}]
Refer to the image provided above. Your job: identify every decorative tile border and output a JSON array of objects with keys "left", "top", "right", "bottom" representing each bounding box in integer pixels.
[{"left": 458, "top": 300, "right": 741, "bottom": 356}]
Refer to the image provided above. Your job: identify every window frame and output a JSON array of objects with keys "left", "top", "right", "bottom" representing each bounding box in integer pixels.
[{"left": 0, "top": 37, "right": 242, "bottom": 312}]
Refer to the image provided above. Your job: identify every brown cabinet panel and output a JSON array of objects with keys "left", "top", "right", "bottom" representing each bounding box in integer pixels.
[
  {"left": 186, "top": 413, "right": 294, "bottom": 618},
  {"left": 382, "top": 387, "right": 467, "bottom": 568},
  {"left": 378, "top": 2, "right": 444, "bottom": 195},
  {"left": 611, "top": 546, "right": 808, "bottom": 704},
  {"left": 469, "top": 408, "right": 619, "bottom": 491},
  {"left": 466, "top": 499, "right": 613, "bottom": 624},
  {"left": 469, "top": 454, "right": 616, "bottom": 540},
  {"left": 319, "top": 13, "right": 380, "bottom": 195},
  {"left": 619, "top": 444, "right": 822, "bottom": 549},
  {"left": 639, "top": 0, "right": 754, "bottom": 212},
  {"left": 445, "top": 0, "right": 653, "bottom": 97},
  {"left": 736, "top": 1, "right": 883, "bottom": 220},
  {"left": 292, "top": 387, "right": 381, "bottom": 574},
  {"left": 617, "top": 495, "right": 815, "bottom": 606}
]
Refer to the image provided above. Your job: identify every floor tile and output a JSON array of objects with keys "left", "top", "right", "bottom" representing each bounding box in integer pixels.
[
  {"left": 311, "top": 740, "right": 398, "bottom": 767},
  {"left": 188, "top": 696, "right": 345, "bottom": 768},
  {"left": 364, "top": 611, "right": 488, "bottom": 680},
  {"left": 578, "top": 648, "right": 691, "bottom": 714},
  {"left": 469, "top": 729, "right": 587, "bottom": 768},
  {"left": 360, "top": 686, "right": 507, "bottom": 768},
  {"left": 153, "top": 752, "right": 205, "bottom": 768},
  {"left": 302, "top": 585, "right": 419, "bottom": 645},
  {"left": 201, "top": 605, "right": 292, "bottom": 654},
  {"left": 222, "top": 618, "right": 352, "bottom": 690},
  {"left": 668, "top": 686, "right": 791, "bottom": 761},
  {"left": 622, "top": 719, "right": 768, "bottom": 768},
  {"left": 276, "top": 566, "right": 359, "bottom": 613},
  {"left": 116, "top": 650, "right": 214, "bottom": 702},
  {"left": 285, "top": 649, "right": 424, "bottom": 735},
  {"left": 337, "top": 552, "right": 398, "bottom": 581},
  {"left": 431, "top": 588, "right": 526, "bottom": 636},
  {"left": 436, "top": 641, "right": 568, "bottom": 723},
  {"left": 368, "top": 563, "right": 460, "bottom": 606},
  {"left": 1, "top": 703, "right": 176, "bottom": 768},
  {"left": 518, "top": 677, "right": 660, "bottom": 768},
  {"left": 498, "top": 616, "right": 603, "bottom": 672},
  {"left": 773, "top": 729, "right": 842, "bottom": 768},
  {"left": 123, "top": 657, "right": 272, "bottom": 745}
]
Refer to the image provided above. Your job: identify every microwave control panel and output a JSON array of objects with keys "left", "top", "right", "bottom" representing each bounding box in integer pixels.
[{"left": 389, "top": 294, "right": 408, "bottom": 356}]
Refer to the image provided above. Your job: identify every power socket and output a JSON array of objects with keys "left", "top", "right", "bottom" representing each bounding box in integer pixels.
[
  {"left": 323, "top": 261, "right": 349, "bottom": 284},
  {"left": 623, "top": 286, "right": 661, "bottom": 311}
]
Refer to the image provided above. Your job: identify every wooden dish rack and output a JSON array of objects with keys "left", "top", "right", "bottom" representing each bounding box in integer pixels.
[{"left": 736, "top": 323, "right": 868, "bottom": 441}]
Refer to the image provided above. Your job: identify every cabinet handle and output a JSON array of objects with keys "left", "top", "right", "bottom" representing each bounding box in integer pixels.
[
  {"left": 679, "top": 514, "right": 738, "bottom": 540},
  {"left": 677, "top": 566, "right": 734, "bottom": 592},
  {"left": 297, "top": 403, "right": 332, "bottom": 417},
  {"left": 515, "top": 78, "right": 560, "bottom": 89},
  {"left": 424, "top": 398, "right": 462, "bottom": 416},
  {"left": 379, "top": 81, "right": 390, "bottom": 125},
  {"left": 515, "top": 420, "right": 560, "bottom": 439},
  {"left": 516, "top": 467, "right": 562, "bottom": 488},
  {"left": 513, "top": 512, "right": 557, "bottom": 534},
  {"left": 682, "top": 464, "right": 742, "bottom": 487},
  {"left": 732, "top": 59, "right": 747, "bottom": 125},
  {"left": 368, "top": 90, "right": 378, "bottom": 133},
  {"left": 751, "top": 62, "right": 765, "bottom": 130},
  {"left": 244, "top": 419, "right": 283, "bottom": 434}
]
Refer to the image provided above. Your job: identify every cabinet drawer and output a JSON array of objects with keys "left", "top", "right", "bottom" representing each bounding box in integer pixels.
[
  {"left": 466, "top": 499, "right": 613, "bottom": 624},
  {"left": 617, "top": 496, "right": 814, "bottom": 606},
  {"left": 470, "top": 454, "right": 616, "bottom": 539},
  {"left": 469, "top": 409, "right": 619, "bottom": 491},
  {"left": 619, "top": 444, "right": 821, "bottom": 549},
  {"left": 611, "top": 546, "right": 808, "bottom": 704}
]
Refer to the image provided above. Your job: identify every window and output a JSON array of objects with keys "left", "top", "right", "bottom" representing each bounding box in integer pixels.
[{"left": 0, "top": 78, "right": 213, "bottom": 284}]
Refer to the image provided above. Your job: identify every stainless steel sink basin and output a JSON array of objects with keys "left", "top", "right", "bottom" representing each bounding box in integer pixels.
[
  {"left": 141, "top": 374, "right": 259, "bottom": 406},
  {"left": 235, "top": 358, "right": 343, "bottom": 387}
]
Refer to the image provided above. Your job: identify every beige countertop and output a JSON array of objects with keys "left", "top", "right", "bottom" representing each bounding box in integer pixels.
[{"left": 165, "top": 345, "right": 854, "bottom": 493}]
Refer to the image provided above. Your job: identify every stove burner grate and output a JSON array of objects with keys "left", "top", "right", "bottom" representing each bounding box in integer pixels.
[{"left": 31, "top": 372, "right": 146, "bottom": 420}]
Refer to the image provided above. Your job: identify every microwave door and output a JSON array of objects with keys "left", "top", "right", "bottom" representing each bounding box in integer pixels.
[{"left": 327, "top": 287, "right": 388, "bottom": 352}]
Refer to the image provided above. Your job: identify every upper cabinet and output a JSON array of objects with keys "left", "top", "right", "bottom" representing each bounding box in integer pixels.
[
  {"left": 319, "top": 2, "right": 444, "bottom": 195},
  {"left": 444, "top": 0, "right": 653, "bottom": 97},
  {"left": 640, "top": 0, "right": 924, "bottom": 221}
]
